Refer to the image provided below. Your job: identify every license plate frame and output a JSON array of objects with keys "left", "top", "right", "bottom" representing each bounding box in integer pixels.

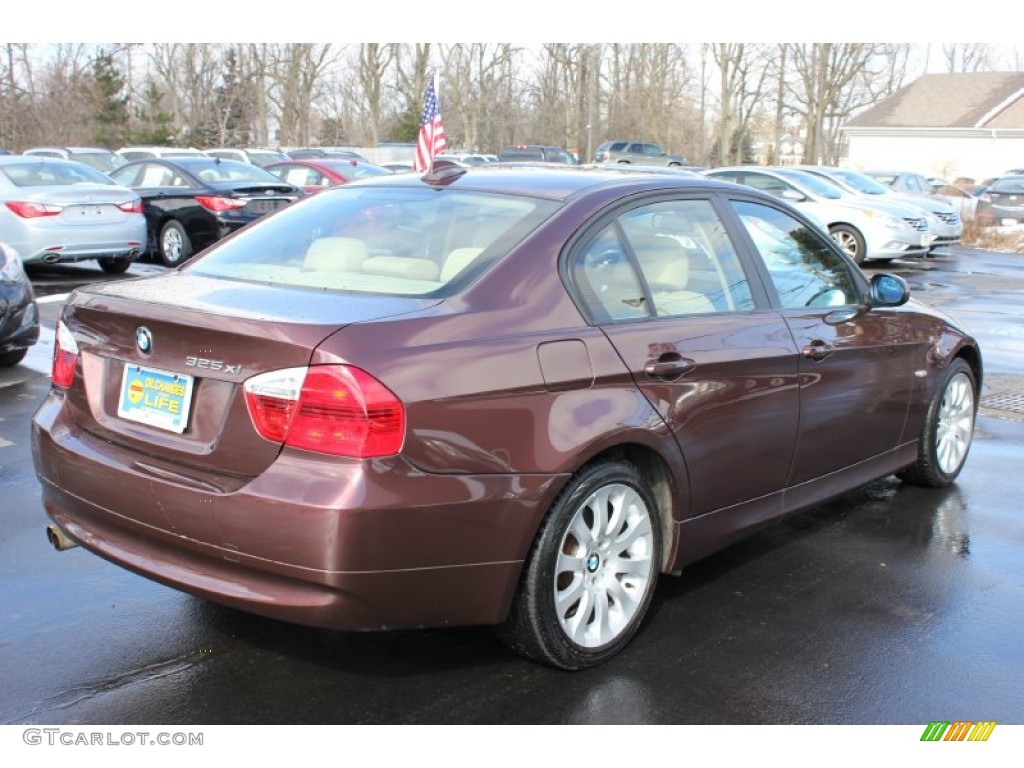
[{"left": 117, "top": 364, "right": 194, "bottom": 433}]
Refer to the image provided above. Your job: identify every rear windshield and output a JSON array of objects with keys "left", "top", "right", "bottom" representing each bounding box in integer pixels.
[
  {"left": 188, "top": 185, "right": 560, "bottom": 296},
  {"left": 0, "top": 160, "right": 115, "bottom": 187},
  {"left": 70, "top": 151, "right": 127, "bottom": 173},
  {"left": 499, "top": 149, "right": 545, "bottom": 161},
  {"left": 991, "top": 178, "right": 1024, "bottom": 194},
  {"left": 183, "top": 159, "right": 288, "bottom": 185}
]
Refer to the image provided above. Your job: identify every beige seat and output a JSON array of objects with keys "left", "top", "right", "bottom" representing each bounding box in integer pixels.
[
  {"left": 441, "top": 247, "right": 484, "bottom": 282},
  {"left": 303, "top": 237, "right": 368, "bottom": 271},
  {"left": 632, "top": 236, "right": 716, "bottom": 316},
  {"left": 361, "top": 256, "right": 440, "bottom": 281}
]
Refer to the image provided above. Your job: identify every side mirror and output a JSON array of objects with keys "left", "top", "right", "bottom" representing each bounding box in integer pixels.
[
  {"left": 781, "top": 189, "right": 805, "bottom": 202},
  {"left": 869, "top": 273, "right": 910, "bottom": 307}
]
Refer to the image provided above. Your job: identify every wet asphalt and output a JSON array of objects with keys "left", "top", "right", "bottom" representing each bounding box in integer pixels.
[{"left": 1, "top": 248, "right": 1022, "bottom": 725}]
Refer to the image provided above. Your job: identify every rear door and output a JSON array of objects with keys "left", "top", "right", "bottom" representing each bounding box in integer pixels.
[{"left": 568, "top": 195, "right": 800, "bottom": 519}]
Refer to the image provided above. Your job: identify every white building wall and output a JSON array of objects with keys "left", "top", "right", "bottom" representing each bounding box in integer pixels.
[{"left": 845, "top": 133, "right": 1024, "bottom": 181}]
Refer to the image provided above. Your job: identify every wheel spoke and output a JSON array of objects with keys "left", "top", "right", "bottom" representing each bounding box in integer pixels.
[
  {"left": 612, "top": 515, "right": 652, "bottom": 557},
  {"left": 555, "top": 573, "right": 586, "bottom": 615},
  {"left": 565, "top": 588, "right": 593, "bottom": 643}
]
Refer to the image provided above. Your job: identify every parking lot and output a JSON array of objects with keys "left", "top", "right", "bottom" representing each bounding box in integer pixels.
[{"left": 0, "top": 247, "right": 1021, "bottom": 741}]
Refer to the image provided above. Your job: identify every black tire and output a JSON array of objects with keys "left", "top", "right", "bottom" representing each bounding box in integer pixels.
[
  {"left": 98, "top": 257, "right": 132, "bottom": 274},
  {"left": 0, "top": 348, "right": 28, "bottom": 368},
  {"left": 159, "top": 220, "right": 193, "bottom": 267},
  {"left": 899, "top": 358, "right": 977, "bottom": 487},
  {"left": 829, "top": 223, "right": 867, "bottom": 265},
  {"left": 496, "top": 459, "right": 662, "bottom": 669}
]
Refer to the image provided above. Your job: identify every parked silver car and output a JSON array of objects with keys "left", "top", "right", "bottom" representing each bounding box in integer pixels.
[
  {"left": 703, "top": 166, "right": 931, "bottom": 264},
  {"left": 861, "top": 170, "right": 963, "bottom": 248},
  {"left": 0, "top": 157, "right": 147, "bottom": 274},
  {"left": 595, "top": 141, "right": 687, "bottom": 167}
]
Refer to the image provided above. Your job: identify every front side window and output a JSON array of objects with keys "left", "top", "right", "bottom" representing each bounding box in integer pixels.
[{"left": 732, "top": 200, "right": 860, "bottom": 309}]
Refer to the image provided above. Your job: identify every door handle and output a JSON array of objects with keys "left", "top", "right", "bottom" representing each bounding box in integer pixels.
[
  {"left": 644, "top": 355, "right": 696, "bottom": 380},
  {"left": 801, "top": 340, "right": 834, "bottom": 361}
]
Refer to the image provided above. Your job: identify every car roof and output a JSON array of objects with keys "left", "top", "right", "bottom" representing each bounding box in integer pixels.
[
  {"left": 25, "top": 146, "right": 116, "bottom": 153},
  {"left": 0, "top": 155, "right": 86, "bottom": 166},
  {"left": 345, "top": 163, "right": 743, "bottom": 202}
]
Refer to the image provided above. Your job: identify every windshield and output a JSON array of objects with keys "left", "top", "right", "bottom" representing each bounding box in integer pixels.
[
  {"left": 776, "top": 169, "right": 843, "bottom": 199},
  {"left": 831, "top": 169, "right": 890, "bottom": 195},
  {"left": 189, "top": 185, "right": 560, "bottom": 296},
  {"left": 0, "top": 160, "right": 116, "bottom": 186}
]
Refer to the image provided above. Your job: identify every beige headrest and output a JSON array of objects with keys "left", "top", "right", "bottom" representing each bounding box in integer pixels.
[
  {"left": 441, "top": 247, "right": 484, "bottom": 282},
  {"left": 304, "top": 237, "right": 368, "bottom": 271}
]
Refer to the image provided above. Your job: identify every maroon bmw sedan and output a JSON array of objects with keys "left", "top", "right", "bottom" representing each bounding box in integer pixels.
[{"left": 32, "top": 163, "right": 981, "bottom": 669}]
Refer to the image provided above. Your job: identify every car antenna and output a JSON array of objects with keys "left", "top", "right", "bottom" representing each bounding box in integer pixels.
[{"left": 421, "top": 159, "right": 467, "bottom": 186}]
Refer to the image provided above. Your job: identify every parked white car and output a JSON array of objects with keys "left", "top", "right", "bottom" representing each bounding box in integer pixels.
[
  {"left": 703, "top": 166, "right": 932, "bottom": 264},
  {"left": 204, "top": 148, "right": 290, "bottom": 167},
  {"left": 117, "top": 146, "right": 209, "bottom": 161}
]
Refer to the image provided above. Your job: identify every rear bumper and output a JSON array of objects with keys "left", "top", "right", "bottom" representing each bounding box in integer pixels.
[{"left": 32, "top": 391, "right": 562, "bottom": 630}]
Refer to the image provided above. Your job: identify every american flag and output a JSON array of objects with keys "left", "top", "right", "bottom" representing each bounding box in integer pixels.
[{"left": 413, "top": 77, "right": 446, "bottom": 172}]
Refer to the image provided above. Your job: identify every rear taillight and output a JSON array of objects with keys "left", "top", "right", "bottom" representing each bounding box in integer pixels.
[
  {"left": 195, "top": 195, "right": 248, "bottom": 213},
  {"left": 52, "top": 320, "right": 79, "bottom": 388},
  {"left": 244, "top": 365, "right": 405, "bottom": 458},
  {"left": 117, "top": 199, "right": 143, "bottom": 214},
  {"left": 5, "top": 201, "right": 63, "bottom": 218}
]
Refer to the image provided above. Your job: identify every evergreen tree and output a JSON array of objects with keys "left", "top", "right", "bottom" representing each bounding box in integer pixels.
[
  {"left": 130, "top": 82, "right": 175, "bottom": 145},
  {"left": 91, "top": 50, "right": 129, "bottom": 148}
]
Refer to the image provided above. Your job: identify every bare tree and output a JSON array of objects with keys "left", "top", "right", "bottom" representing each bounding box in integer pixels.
[
  {"left": 710, "top": 44, "right": 772, "bottom": 165},
  {"left": 264, "top": 44, "right": 338, "bottom": 146},
  {"left": 602, "top": 44, "right": 693, "bottom": 157},
  {"left": 440, "top": 44, "right": 520, "bottom": 151},
  {"left": 943, "top": 44, "right": 994, "bottom": 73},
  {"left": 787, "top": 43, "right": 909, "bottom": 165},
  {"left": 354, "top": 44, "right": 397, "bottom": 147}
]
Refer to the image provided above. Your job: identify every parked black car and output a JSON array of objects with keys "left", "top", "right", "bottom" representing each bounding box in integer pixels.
[
  {"left": 110, "top": 158, "right": 303, "bottom": 266},
  {"left": 975, "top": 175, "right": 1024, "bottom": 226},
  {"left": 0, "top": 241, "right": 40, "bottom": 367}
]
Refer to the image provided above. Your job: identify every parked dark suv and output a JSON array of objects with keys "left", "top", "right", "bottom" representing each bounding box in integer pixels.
[
  {"left": 498, "top": 145, "right": 577, "bottom": 164},
  {"left": 595, "top": 140, "right": 687, "bottom": 166}
]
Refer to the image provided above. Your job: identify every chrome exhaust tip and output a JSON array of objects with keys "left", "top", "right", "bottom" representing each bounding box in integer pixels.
[{"left": 46, "top": 524, "right": 78, "bottom": 551}]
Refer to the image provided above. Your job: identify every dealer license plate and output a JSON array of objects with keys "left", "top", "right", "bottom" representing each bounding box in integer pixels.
[{"left": 117, "top": 364, "right": 194, "bottom": 433}]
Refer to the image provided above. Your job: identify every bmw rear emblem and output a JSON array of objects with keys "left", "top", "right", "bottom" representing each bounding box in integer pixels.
[{"left": 136, "top": 327, "right": 153, "bottom": 355}]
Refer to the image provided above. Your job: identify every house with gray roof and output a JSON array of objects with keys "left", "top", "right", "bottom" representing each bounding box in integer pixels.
[{"left": 842, "top": 72, "right": 1024, "bottom": 180}]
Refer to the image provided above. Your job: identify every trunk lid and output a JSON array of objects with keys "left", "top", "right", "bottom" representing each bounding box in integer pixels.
[{"left": 60, "top": 272, "right": 438, "bottom": 479}]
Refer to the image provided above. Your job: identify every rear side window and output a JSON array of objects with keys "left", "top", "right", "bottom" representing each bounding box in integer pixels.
[
  {"left": 189, "top": 186, "right": 559, "bottom": 296},
  {"left": 571, "top": 198, "right": 755, "bottom": 322}
]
